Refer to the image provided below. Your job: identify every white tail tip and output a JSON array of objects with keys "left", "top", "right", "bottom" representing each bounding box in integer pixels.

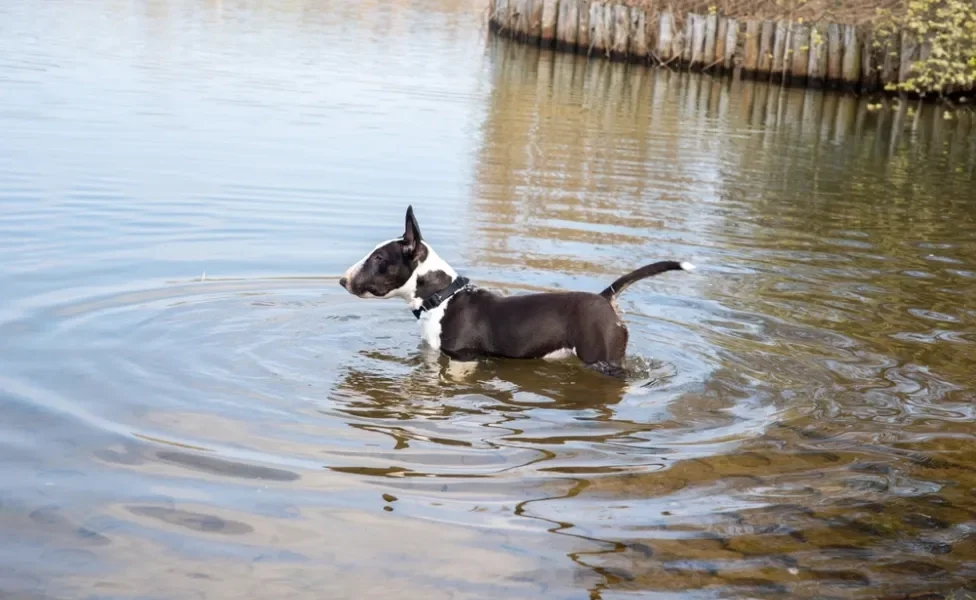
[{"left": 680, "top": 262, "right": 696, "bottom": 271}]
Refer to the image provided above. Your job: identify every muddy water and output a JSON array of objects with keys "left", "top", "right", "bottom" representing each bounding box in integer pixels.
[{"left": 2, "top": 1, "right": 975, "bottom": 599}]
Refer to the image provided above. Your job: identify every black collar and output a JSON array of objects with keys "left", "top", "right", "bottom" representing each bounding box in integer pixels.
[{"left": 412, "top": 276, "right": 470, "bottom": 319}]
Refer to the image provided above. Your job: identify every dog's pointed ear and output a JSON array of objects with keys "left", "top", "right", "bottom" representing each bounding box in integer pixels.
[{"left": 403, "top": 205, "right": 423, "bottom": 253}]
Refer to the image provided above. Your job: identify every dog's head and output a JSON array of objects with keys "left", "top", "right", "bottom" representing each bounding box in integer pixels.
[{"left": 339, "top": 206, "right": 455, "bottom": 307}]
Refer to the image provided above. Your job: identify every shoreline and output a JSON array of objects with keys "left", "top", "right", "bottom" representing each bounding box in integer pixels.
[{"left": 487, "top": 0, "right": 976, "bottom": 101}]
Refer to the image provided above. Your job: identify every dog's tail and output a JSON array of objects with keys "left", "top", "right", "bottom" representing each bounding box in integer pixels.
[{"left": 599, "top": 261, "right": 695, "bottom": 300}]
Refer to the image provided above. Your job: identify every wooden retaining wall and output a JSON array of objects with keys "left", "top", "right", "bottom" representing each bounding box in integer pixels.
[{"left": 486, "top": 0, "right": 975, "bottom": 97}]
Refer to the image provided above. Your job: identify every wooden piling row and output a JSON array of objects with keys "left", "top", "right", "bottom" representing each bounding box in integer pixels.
[{"left": 487, "top": 0, "right": 975, "bottom": 97}]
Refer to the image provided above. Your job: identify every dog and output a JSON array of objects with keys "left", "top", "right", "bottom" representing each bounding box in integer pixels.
[{"left": 339, "top": 206, "right": 694, "bottom": 377}]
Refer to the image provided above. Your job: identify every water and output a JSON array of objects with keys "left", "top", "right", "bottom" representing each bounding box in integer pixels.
[{"left": 2, "top": 1, "right": 975, "bottom": 598}]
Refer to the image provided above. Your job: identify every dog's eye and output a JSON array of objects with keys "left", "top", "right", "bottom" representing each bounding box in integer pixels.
[{"left": 372, "top": 254, "right": 384, "bottom": 263}]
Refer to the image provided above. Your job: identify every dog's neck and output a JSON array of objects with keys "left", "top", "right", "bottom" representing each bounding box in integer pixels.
[{"left": 400, "top": 243, "right": 461, "bottom": 311}]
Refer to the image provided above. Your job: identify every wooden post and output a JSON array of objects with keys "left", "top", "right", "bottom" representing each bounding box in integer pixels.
[
  {"left": 690, "top": 14, "right": 707, "bottom": 69},
  {"left": 494, "top": 0, "right": 509, "bottom": 34},
  {"left": 743, "top": 19, "right": 760, "bottom": 75},
  {"left": 899, "top": 31, "right": 918, "bottom": 87},
  {"left": 715, "top": 17, "right": 728, "bottom": 72},
  {"left": 682, "top": 14, "right": 695, "bottom": 67},
  {"left": 790, "top": 22, "right": 810, "bottom": 87},
  {"left": 841, "top": 24, "right": 860, "bottom": 90},
  {"left": 658, "top": 11, "right": 674, "bottom": 63},
  {"left": 880, "top": 31, "right": 899, "bottom": 90},
  {"left": 671, "top": 14, "right": 685, "bottom": 64},
  {"left": 644, "top": 6, "right": 658, "bottom": 63},
  {"left": 590, "top": 1, "right": 608, "bottom": 57},
  {"left": 860, "top": 27, "right": 878, "bottom": 92},
  {"left": 783, "top": 23, "right": 793, "bottom": 82},
  {"left": 808, "top": 23, "right": 827, "bottom": 87},
  {"left": 771, "top": 20, "right": 789, "bottom": 82},
  {"left": 602, "top": 1, "right": 616, "bottom": 58},
  {"left": 557, "top": 0, "right": 579, "bottom": 52},
  {"left": 919, "top": 37, "right": 937, "bottom": 93},
  {"left": 758, "top": 20, "right": 775, "bottom": 76},
  {"left": 704, "top": 13, "right": 718, "bottom": 70},
  {"left": 541, "top": 0, "right": 559, "bottom": 47},
  {"left": 826, "top": 23, "right": 843, "bottom": 88},
  {"left": 630, "top": 7, "right": 649, "bottom": 63},
  {"left": 513, "top": 0, "right": 529, "bottom": 41},
  {"left": 612, "top": 4, "right": 630, "bottom": 61},
  {"left": 725, "top": 18, "right": 739, "bottom": 72},
  {"left": 577, "top": 0, "right": 591, "bottom": 54},
  {"left": 527, "top": 0, "right": 544, "bottom": 44},
  {"left": 509, "top": 0, "right": 521, "bottom": 39}
]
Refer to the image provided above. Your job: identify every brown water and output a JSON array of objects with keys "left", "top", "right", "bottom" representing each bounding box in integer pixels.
[{"left": 2, "top": 1, "right": 976, "bottom": 599}]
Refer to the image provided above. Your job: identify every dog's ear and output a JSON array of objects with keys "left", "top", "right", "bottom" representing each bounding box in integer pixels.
[{"left": 403, "top": 205, "right": 423, "bottom": 255}]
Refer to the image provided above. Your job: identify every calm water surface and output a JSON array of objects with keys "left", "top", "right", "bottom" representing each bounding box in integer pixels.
[{"left": 2, "top": 1, "right": 976, "bottom": 598}]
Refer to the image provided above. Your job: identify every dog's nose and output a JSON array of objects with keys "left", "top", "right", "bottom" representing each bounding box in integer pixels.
[{"left": 339, "top": 277, "right": 348, "bottom": 289}]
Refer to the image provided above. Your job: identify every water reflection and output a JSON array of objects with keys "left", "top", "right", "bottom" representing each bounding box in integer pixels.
[{"left": 469, "top": 35, "right": 976, "bottom": 598}]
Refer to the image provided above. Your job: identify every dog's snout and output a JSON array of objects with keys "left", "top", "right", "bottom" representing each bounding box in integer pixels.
[{"left": 339, "top": 277, "right": 348, "bottom": 289}]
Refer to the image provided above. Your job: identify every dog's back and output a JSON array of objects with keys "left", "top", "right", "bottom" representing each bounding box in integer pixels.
[{"left": 439, "top": 288, "right": 623, "bottom": 362}]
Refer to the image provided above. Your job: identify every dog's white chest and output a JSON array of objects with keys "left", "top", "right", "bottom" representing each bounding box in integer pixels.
[{"left": 418, "top": 301, "right": 448, "bottom": 350}]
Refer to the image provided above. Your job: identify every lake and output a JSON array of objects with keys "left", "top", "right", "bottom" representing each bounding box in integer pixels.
[{"left": 1, "top": 0, "right": 975, "bottom": 598}]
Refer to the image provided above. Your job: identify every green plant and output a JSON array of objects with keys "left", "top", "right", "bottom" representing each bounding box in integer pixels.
[{"left": 875, "top": 0, "right": 976, "bottom": 96}]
